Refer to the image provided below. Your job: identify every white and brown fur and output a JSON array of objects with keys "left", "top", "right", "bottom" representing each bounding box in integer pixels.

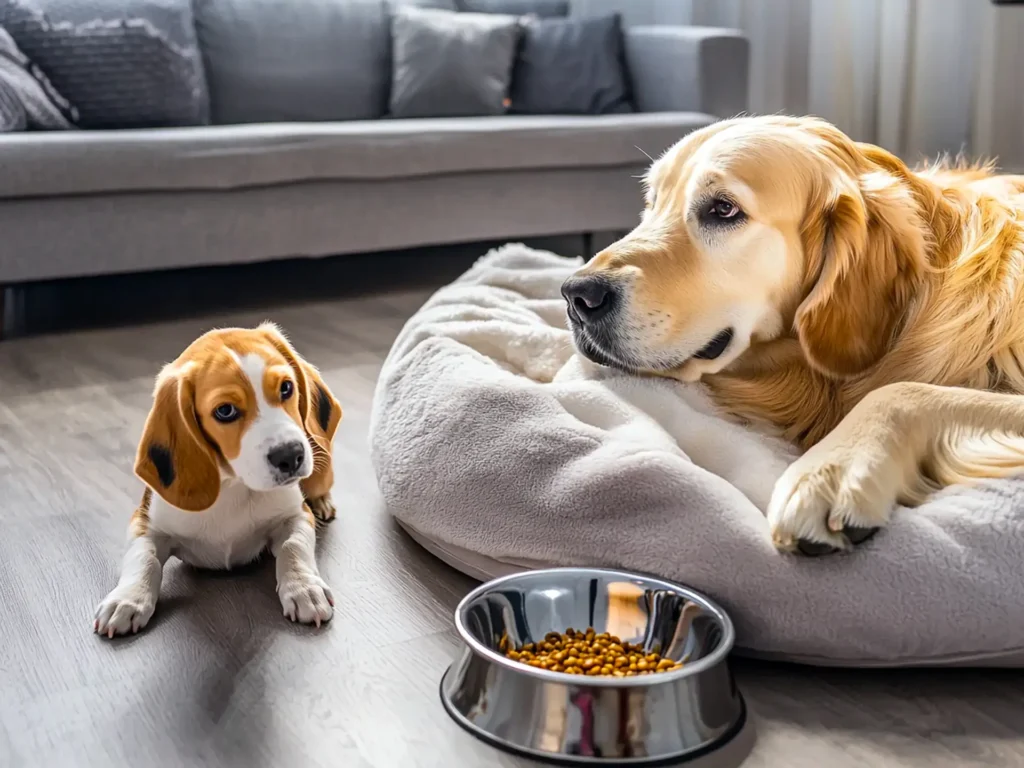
[
  {"left": 94, "top": 323, "right": 342, "bottom": 636},
  {"left": 564, "top": 115, "right": 1024, "bottom": 555}
]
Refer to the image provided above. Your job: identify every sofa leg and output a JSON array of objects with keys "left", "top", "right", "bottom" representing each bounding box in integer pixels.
[
  {"left": 0, "top": 285, "right": 23, "bottom": 340},
  {"left": 582, "top": 231, "right": 594, "bottom": 260}
]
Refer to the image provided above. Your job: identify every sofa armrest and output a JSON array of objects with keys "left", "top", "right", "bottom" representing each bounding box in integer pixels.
[{"left": 624, "top": 26, "right": 749, "bottom": 118}]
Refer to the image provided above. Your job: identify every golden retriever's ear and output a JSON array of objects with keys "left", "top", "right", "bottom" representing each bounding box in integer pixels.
[
  {"left": 134, "top": 367, "right": 221, "bottom": 512},
  {"left": 795, "top": 173, "right": 926, "bottom": 378},
  {"left": 259, "top": 323, "right": 343, "bottom": 499}
]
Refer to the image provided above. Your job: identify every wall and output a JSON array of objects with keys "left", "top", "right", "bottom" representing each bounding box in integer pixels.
[{"left": 575, "top": 0, "right": 1024, "bottom": 169}]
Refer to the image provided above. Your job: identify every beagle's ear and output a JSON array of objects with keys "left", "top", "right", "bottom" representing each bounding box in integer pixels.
[
  {"left": 258, "top": 323, "right": 343, "bottom": 499},
  {"left": 134, "top": 366, "right": 221, "bottom": 512},
  {"left": 795, "top": 171, "right": 925, "bottom": 378}
]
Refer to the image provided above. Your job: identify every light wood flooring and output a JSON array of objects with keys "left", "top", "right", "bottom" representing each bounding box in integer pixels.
[{"left": 1, "top": 250, "right": 1022, "bottom": 767}]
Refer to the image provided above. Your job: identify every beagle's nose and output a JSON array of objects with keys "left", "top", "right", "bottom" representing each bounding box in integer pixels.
[
  {"left": 267, "top": 441, "right": 305, "bottom": 476},
  {"left": 561, "top": 276, "right": 616, "bottom": 324}
]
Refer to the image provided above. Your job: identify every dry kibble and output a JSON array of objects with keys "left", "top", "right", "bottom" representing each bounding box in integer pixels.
[{"left": 502, "top": 629, "right": 685, "bottom": 677}]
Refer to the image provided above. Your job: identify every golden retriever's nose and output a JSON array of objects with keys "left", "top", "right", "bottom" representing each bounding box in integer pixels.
[{"left": 561, "top": 276, "right": 617, "bottom": 325}]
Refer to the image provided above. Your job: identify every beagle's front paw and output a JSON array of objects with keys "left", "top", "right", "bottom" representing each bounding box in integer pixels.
[
  {"left": 94, "top": 587, "right": 157, "bottom": 638},
  {"left": 767, "top": 433, "right": 905, "bottom": 556},
  {"left": 279, "top": 574, "right": 334, "bottom": 627}
]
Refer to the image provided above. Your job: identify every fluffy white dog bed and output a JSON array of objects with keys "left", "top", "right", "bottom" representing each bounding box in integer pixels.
[{"left": 370, "top": 244, "right": 1024, "bottom": 667}]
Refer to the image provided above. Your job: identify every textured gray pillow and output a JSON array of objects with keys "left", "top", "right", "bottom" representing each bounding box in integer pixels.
[
  {"left": 195, "top": 0, "right": 391, "bottom": 124},
  {"left": 389, "top": 6, "right": 520, "bottom": 118},
  {"left": 0, "top": 23, "right": 75, "bottom": 130},
  {"left": 510, "top": 13, "right": 633, "bottom": 115},
  {"left": 0, "top": 78, "right": 26, "bottom": 130},
  {"left": 0, "top": 0, "right": 209, "bottom": 128},
  {"left": 456, "top": 0, "right": 568, "bottom": 16}
]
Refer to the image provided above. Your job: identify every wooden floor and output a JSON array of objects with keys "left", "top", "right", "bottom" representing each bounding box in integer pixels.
[{"left": 1, "top": 254, "right": 1022, "bottom": 767}]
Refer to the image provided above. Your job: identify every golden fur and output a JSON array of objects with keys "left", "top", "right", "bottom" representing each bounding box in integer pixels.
[{"left": 570, "top": 115, "right": 1024, "bottom": 553}]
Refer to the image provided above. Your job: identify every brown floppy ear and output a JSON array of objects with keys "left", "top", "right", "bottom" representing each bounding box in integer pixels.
[
  {"left": 795, "top": 173, "right": 926, "bottom": 378},
  {"left": 259, "top": 323, "right": 343, "bottom": 499},
  {"left": 134, "top": 366, "right": 221, "bottom": 512}
]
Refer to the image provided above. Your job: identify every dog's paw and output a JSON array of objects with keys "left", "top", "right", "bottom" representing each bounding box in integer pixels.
[
  {"left": 279, "top": 575, "right": 334, "bottom": 627},
  {"left": 94, "top": 588, "right": 156, "bottom": 638},
  {"left": 767, "top": 437, "right": 903, "bottom": 556},
  {"left": 306, "top": 495, "right": 336, "bottom": 523}
]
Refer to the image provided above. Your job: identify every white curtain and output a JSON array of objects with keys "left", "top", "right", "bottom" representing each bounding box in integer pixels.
[{"left": 575, "top": 0, "right": 1024, "bottom": 170}]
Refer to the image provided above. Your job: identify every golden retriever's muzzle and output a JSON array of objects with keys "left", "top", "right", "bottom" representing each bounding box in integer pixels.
[
  {"left": 561, "top": 274, "right": 735, "bottom": 372},
  {"left": 561, "top": 274, "right": 630, "bottom": 368}
]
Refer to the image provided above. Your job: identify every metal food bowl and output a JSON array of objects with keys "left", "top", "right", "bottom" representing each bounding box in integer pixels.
[{"left": 441, "top": 567, "right": 751, "bottom": 766}]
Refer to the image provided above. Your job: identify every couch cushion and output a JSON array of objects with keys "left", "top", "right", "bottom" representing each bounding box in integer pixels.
[
  {"left": 389, "top": 7, "right": 520, "bottom": 119},
  {"left": 0, "top": 112, "right": 715, "bottom": 199},
  {"left": 194, "top": 0, "right": 390, "bottom": 124},
  {"left": 0, "top": 0, "right": 208, "bottom": 128}
]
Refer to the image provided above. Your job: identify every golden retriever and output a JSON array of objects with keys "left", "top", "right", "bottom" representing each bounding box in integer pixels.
[{"left": 562, "top": 115, "right": 1024, "bottom": 556}]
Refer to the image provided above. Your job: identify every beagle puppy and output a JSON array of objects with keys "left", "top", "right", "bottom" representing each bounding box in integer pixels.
[{"left": 94, "top": 323, "right": 342, "bottom": 637}]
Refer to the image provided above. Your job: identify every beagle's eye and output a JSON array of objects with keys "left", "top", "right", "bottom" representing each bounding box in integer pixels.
[
  {"left": 706, "top": 198, "right": 742, "bottom": 221},
  {"left": 213, "top": 403, "right": 240, "bottom": 423},
  {"left": 280, "top": 380, "right": 294, "bottom": 401}
]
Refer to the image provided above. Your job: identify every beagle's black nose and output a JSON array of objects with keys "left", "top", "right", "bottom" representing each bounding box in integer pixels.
[
  {"left": 268, "top": 441, "right": 305, "bottom": 476},
  {"left": 561, "top": 276, "right": 616, "bottom": 324}
]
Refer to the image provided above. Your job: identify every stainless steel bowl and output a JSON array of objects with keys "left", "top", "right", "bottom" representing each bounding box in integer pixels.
[{"left": 441, "top": 567, "right": 751, "bottom": 766}]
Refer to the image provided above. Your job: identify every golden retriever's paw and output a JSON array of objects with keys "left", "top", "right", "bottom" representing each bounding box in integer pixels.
[
  {"left": 767, "top": 441, "right": 901, "bottom": 556},
  {"left": 306, "top": 495, "right": 336, "bottom": 524}
]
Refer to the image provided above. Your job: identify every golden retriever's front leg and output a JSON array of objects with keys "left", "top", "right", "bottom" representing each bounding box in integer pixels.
[{"left": 769, "top": 382, "right": 1024, "bottom": 555}]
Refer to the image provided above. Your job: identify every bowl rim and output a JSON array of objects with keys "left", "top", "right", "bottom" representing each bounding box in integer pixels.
[{"left": 453, "top": 566, "right": 735, "bottom": 688}]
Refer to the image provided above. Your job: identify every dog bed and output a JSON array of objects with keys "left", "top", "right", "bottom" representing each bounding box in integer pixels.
[{"left": 369, "top": 244, "right": 1024, "bottom": 667}]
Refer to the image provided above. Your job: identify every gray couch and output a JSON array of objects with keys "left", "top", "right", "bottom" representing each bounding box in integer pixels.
[{"left": 0, "top": 21, "right": 748, "bottom": 287}]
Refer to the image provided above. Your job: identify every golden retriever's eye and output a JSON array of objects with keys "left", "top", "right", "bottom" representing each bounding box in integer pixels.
[
  {"left": 213, "top": 403, "right": 241, "bottom": 423},
  {"left": 707, "top": 198, "right": 742, "bottom": 220},
  {"left": 280, "top": 380, "right": 294, "bottom": 401}
]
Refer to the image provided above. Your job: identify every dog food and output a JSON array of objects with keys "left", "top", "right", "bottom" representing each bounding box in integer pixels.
[{"left": 499, "top": 627, "right": 684, "bottom": 677}]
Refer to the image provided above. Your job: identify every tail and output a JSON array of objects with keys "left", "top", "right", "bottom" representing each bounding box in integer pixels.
[{"left": 910, "top": 428, "right": 1024, "bottom": 504}]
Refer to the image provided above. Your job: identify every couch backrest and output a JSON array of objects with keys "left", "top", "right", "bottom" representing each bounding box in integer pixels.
[
  {"left": 195, "top": 0, "right": 397, "bottom": 124},
  {"left": 194, "top": 0, "right": 571, "bottom": 125}
]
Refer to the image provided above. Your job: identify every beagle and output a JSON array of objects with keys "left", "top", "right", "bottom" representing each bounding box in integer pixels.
[{"left": 94, "top": 323, "right": 342, "bottom": 636}]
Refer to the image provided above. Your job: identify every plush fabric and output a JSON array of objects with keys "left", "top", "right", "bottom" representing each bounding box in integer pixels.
[
  {"left": 194, "top": 0, "right": 390, "bottom": 124},
  {"left": 511, "top": 14, "right": 632, "bottom": 115},
  {"left": 0, "top": 0, "right": 208, "bottom": 128},
  {"left": 389, "top": 6, "right": 520, "bottom": 118},
  {"left": 369, "top": 243, "right": 1024, "bottom": 667},
  {"left": 457, "top": 0, "right": 568, "bottom": 16},
  {"left": 0, "top": 23, "right": 75, "bottom": 130}
]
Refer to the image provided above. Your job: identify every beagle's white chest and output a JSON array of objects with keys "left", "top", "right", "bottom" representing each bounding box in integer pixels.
[{"left": 149, "top": 480, "right": 305, "bottom": 570}]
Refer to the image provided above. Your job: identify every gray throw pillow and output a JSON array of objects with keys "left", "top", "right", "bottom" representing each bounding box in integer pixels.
[
  {"left": 456, "top": 0, "right": 568, "bottom": 17},
  {"left": 0, "top": 0, "right": 209, "bottom": 128},
  {"left": 0, "top": 23, "right": 75, "bottom": 130},
  {"left": 510, "top": 13, "right": 633, "bottom": 115},
  {"left": 0, "top": 77, "right": 26, "bottom": 130},
  {"left": 195, "top": 0, "right": 392, "bottom": 123},
  {"left": 389, "top": 6, "right": 520, "bottom": 118}
]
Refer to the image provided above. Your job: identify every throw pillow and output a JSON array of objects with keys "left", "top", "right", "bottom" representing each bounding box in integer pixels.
[
  {"left": 0, "top": 72, "right": 26, "bottom": 130},
  {"left": 510, "top": 13, "right": 633, "bottom": 115},
  {"left": 389, "top": 6, "right": 520, "bottom": 119},
  {"left": 456, "top": 0, "right": 568, "bottom": 17},
  {"left": 0, "top": 23, "right": 76, "bottom": 130},
  {"left": 195, "top": 0, "right": 391, "bottom": 124},
  {"left": 0, "top": 0, "right": 209, "bottom": 128}
]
